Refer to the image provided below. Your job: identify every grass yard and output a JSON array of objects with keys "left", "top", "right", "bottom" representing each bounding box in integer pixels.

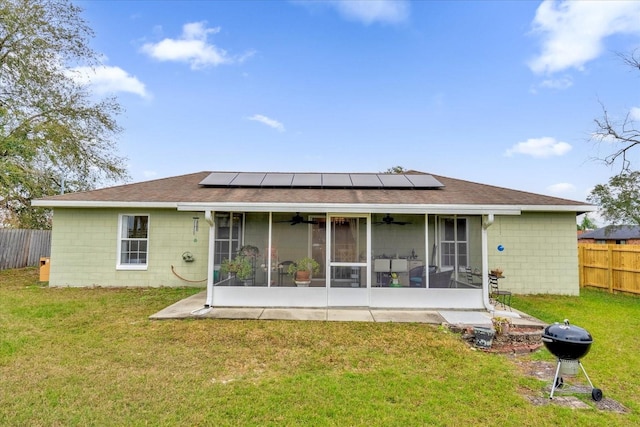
[{"left": 1, "top": 268, "right": 638, "bottom": 426}]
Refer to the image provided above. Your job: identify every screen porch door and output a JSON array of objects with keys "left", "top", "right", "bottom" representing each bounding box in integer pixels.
[{"left": 326, "top": 214, "right": 369, "bottom": 306}]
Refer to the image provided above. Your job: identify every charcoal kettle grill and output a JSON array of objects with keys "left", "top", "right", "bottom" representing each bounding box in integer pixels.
[{"left": 542, "top": 319, "right": 603, "bottom": 401}]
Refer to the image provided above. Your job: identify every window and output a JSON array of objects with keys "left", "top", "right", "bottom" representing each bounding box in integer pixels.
[
  {"left": 440, "top": 217, "right": 468, "bottom": 270},
  {"left": 118, "top": 214, "right": 149, "bottom": 269},
  {"left": 214, "top": 213, "right": 243, "bottom": 266}
]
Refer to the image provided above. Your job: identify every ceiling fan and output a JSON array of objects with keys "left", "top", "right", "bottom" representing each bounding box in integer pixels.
[
  {"left": 276, "top": 213, "right": 319, "bottom": 225},
  {"left": 375, "top": 214, "right": 410, "bottom": 226}
]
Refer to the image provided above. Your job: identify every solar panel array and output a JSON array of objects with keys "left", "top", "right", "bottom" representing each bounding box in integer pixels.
[{"left": 199, "top": 172, "right": 444, "bottom": 189}]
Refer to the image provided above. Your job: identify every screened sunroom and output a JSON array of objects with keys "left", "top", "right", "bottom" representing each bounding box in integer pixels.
[{"left": 199, "top": 210, "right": 487, "bottom": 309}]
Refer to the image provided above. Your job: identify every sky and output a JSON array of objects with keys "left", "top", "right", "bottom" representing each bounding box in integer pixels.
[{"left": 73, "top": 0, "right": 640, "bottom": 219}]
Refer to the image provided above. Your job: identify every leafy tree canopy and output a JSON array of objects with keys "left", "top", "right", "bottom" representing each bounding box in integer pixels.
[
  {"left": 588, "top": 171, "right": 640, "bottom": 225},
  {"left": 383, "top": 166, "right": 407, "bottom": 174},
  {"left": 0, "top": 0, "right": 128, "bottom": 228}
]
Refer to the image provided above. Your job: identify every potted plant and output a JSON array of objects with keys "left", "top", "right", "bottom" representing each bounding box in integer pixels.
[
  {"left": 239, "top": 244, "right": 260, "bottom": 259},
  {"left": 220, "top": 255, "right": 253, "bottom": 284},
  {"left": 492, "top": 316, "right": 512, "bottom": 335},
  {"left": 287, "top": 257, "right": 320, "bottom": 285},
  {"left": 390, "top": 272, "right": 400, "bottom": 286}
]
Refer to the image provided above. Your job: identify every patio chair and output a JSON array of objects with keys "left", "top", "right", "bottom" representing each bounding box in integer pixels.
[
  {"left": 409, "top": 265, "right": 426, "bottom": 287},
  {"left": 429, "top": 269, "right": 453, "bottom": 288},
  {"left": 489, "top": 274, "right": 512, "bottom": 310},
  {"left": 465, "top": 266, "right": 482, "bottom": 288},
  {"left": 277, "top": 261, "right": 294, "bottom": 286}
]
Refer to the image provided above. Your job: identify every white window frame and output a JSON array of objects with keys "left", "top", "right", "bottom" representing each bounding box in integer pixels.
[
  {"left": 439, "top": 216, "right": 469, "bottom": 272},
  {"left": 117, "top": 214, "right": 149, "bottom": 270}
]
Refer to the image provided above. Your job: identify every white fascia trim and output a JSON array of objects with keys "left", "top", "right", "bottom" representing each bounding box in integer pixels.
[
  {"left": 518, "top": 204, "right": 596, "bottom": 213},
  {"left": 31, "top": 200, "right": 177, "bottom": 209},
  {"left": 177, "top": 202, "right": 523, "bottom": 215}
]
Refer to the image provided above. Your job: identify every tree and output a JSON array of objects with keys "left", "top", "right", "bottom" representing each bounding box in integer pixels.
[
  {"left": 0, "top": 0, "right": 128, "bottom": 228},
  {"left": 587, "top": 171, "right": 640, "bottom": 225},
  {"left": 589, "top": 50, "right": 640, "bottom": 225},
  {"left": 591, "top": 50, "right": 640, "bottom": 171},
  {"left": 383, "top": 166, "right": 407, "bottom": 174},
  {"left": 577, "top": 214, "right": 597, "bottom": 231}
]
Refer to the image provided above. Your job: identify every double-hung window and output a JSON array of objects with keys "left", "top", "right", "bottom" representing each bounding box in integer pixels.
[
  {"left": 118, "top": 214, "right": 149, "bottom": 269},
  {"left": 440, "top": 217, "right": 468, "bottom": 271}
]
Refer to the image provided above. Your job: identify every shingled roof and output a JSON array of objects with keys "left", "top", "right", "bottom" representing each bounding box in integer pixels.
[
  {"left": 578, "top": 225, "right": 640, "bottom": 240},
  {"left": 33, "top": 171, "right": 592, "bottom": 213}
]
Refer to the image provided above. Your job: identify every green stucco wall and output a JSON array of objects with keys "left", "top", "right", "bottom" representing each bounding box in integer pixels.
[
  {"left": 49, "top": 208, "right": 208, "bottom": 287},
  {"left": 48, "top": 208, "right": 580, "bottom": 295},
  {"left": 487, "top": 212, "right": 579, "bottom": 295}
]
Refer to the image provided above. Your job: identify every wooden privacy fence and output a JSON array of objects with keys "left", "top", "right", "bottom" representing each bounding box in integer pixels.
[
  {"left": 579, "top": 244, "right": 640, "bottom": 295},
  {"left": 0, "top": 229, "right": 51, "bottom": 270}
]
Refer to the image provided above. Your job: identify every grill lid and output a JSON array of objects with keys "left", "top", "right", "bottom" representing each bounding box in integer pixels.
[{"left": 543, "top": 319, "right": 593, "bottom": 344}]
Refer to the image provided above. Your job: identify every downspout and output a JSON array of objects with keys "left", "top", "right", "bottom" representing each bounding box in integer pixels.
[
  {"left": 481, "top": 214, "right": 495, "bottom": 312},
  {"left": 204, "top": 210, "right": 215, "bottom": 308}
]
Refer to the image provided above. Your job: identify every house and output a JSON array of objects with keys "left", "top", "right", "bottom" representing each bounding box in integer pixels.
[
  {"left": 578, "top": 225, "right": 640, "bottom": 245},
  {"left": 32, "top": 171, "right": 594, "bottom": 311}
]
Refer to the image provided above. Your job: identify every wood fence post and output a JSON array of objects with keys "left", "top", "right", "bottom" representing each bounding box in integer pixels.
[{"left": 608, "top": 245, "right": 614, "bottom": 294}]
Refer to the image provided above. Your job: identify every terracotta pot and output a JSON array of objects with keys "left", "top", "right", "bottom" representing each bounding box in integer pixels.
[{"left": 295, "top": 270, "right": 311, "bottom": 281}]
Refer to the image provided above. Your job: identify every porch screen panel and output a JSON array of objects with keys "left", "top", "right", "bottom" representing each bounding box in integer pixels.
[
  {"left": 215, "top": 213, "right": 243, "bottom": 284},
  {"left": 330, "top": 217, "right": 367, "bottom": 288},
  {"left": 271, "top": 212, "right": 324, "bottom": 287},
  {"left": 243, "top": 213, "right": 269, "bottom": 286},
  {"left": 371, "top": 214, "right": 426, "bottom": 288}
]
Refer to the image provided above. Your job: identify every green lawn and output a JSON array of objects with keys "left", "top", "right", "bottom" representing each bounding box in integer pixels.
[{"left": 1, "top": 268, "right": 638, "bottom": 426}]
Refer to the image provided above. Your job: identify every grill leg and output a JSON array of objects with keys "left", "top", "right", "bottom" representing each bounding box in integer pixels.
[
  {"left": 579, "top": 362, "right": 595, "bottom": 389},
  {"left": 549, "top": 359, "right": 562, "bottom": 399}
]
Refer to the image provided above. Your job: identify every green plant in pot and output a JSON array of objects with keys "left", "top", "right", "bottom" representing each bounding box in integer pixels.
[
  {"left": 220, "top": 255, "right": 253, "bottom": 282},
  {"left": 287, "top": 257, "right": 320, "bottom": 285},
  {"left": 492, "top": 316, "right": 512, "bottom": 335}
]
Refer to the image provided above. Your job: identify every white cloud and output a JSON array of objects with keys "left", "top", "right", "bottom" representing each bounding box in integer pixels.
[
  {"left": 528, "top": 0, "right": 640, "bottom": 74},
  {"left": 630, "top": 107, "right": 640, "bottom": 121},
  {"left": 141, "top": 22, "right": 254, "bottom": 69},
  {"left": 332, "top": 0, "right": 409, "bottom": 24},
  {"left": 505, "top": 137, "right": 572, "bottom": 158},
  {"left": 295, "top": 0, "right": 409, "bottom": 25},
  {"left": 248, "top": 114, "right": 285, "bottom": 132},
  {"left": 70, "top": 66, "right": 149, "bottom": 98},
  {"left": 547, "top": 182, "right": 575, "bottom": 194},
  {"left": 538, "top": 75, "right": 573, "bottom": 90}
]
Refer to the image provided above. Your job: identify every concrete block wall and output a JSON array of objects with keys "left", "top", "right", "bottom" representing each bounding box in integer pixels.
[
  {"left": 487, "top": 212, "right": 579, "bottom": 295},
  {"left": 49, "top": 208, "right": 208, "bottom": 287}
]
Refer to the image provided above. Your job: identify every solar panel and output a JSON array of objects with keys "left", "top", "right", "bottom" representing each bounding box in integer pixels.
[
  {"left": 199, "top": 172, "right": 444, "bottom": 189},
  {"left": 322, "top": 173, "right": 352, "bottom": 187},
  {"left": 231, "top": 173, "right": 266, "bottom": 186},
  {"left": 199, "top": 172, "right": 238, "bottom": 186},
  {"left": 262, "top": 173, "right": 294, "bottom": 186},
  {"left": 405, "top": 174, "right": 444, "bottom": 188},
  {"left": 350, "top": 174, "right": 383, "bottom": 187},
  {"left": 378, "top": 174, "right": 413, "bottom": 187},
  {"left": 292, "top": 173, "right": 322, "bottom": 186}
]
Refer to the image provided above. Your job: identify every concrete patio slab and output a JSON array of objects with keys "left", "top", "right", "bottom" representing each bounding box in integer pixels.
[
  {"left": 203, "top": 307, "right": 264, "bottom": 320},
  {"left": 148, "top": 290, "right": 547, "bottom": 328},
  {"left": 260, "top": 308, "right": 328, "bottom": 321},
  {"left": 327, "top": 309, "right": 374, "bottom": 322},
  {"left": 439, "top": 310, "right": 493, "bottom": 326}
]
